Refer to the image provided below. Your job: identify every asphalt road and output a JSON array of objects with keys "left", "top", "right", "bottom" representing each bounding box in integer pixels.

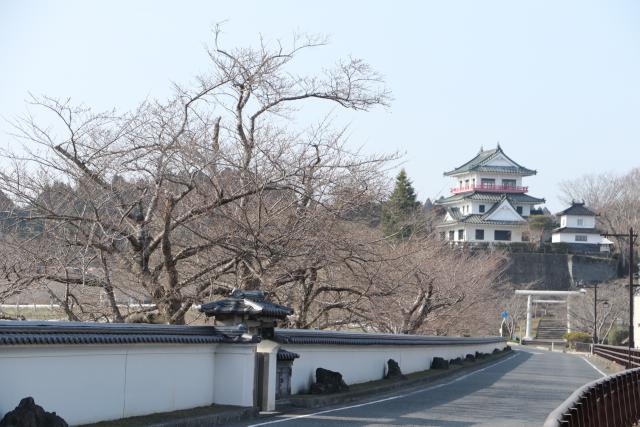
[{"left": 242, "top": 348, "right": 604, "bottom": 427}]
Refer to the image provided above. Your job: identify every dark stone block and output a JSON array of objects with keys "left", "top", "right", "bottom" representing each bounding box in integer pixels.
[
  {"left": 385, "top": 359, "right": 405, "bottom": 379},
  {"left": 0, "top": 397, "right": 68, "bottom": 427},
  {"left": 449, "top": 357, "right": 463, "bottom": 365},
  {"left": 465, "top": 353, "right": 476, "bottom": 362},
  {"left": 475, "top": 351, "right": 486, "bottom": 359},
  {"left": 493, "top": 348, "right": 501, "bottom": 354},
  {"left": 431, "top": 357, "right": 450, "bottom": 370},
  {"left": 310, "top": 368, "right": 349, "bottom": 394},
  {"left": 505, "top": 345, "right": 512, "bottom": 352}
]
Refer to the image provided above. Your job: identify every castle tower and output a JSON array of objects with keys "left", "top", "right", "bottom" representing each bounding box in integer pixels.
[{"left": 435, "top": 144, "right": 545, "bottom": 243}]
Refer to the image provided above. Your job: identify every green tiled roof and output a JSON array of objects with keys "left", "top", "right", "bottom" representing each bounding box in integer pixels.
[
  {"left": 436, "top": 192, "right": 545, "bottom": 205},
  {"left": 443, "top": 145, "right": 536, "bottom": 177}
]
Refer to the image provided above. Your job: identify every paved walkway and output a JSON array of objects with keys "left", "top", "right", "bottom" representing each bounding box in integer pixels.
[{"left": 241, "top": 348, "right": 604, "bottom": 427}]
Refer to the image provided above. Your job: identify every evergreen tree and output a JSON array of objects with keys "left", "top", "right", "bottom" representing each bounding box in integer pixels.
[{"left": 382, "top": 169, "right": 421, "bottom": 238}]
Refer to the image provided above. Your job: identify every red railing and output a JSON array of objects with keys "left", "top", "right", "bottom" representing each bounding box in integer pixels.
[{"left": 450, "top": 184, "right": 528, "bottom": 194}]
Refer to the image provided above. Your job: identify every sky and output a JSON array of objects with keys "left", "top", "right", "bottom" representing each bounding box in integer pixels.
[{"left": 1, "top": 0, "right": 640, "bottom": 212}]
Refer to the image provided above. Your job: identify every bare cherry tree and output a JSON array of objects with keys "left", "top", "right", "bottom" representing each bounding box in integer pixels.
[
  {"left": 360, "top": 238, "right": 507, "bottom": 335},
  {"left": 568, "top": 280, "right": 629, "bottom": 344},
  {"left": 0, "top": 31, "right": 392, "bottom": 324}
]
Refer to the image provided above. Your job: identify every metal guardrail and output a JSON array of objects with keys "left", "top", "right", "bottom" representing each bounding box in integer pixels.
[
  {"left": 594, "top": 344, "right": 640, "bottom": 369},
  {"left": 543, "top": 367, "right": 640, "bottom": 426}
]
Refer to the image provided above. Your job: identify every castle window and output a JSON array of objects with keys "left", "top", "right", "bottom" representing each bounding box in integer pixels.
[
  {"left": 449, "top": 230, "right": 455, "bottom": 240},
  {"left": 494, "top": 230, "right": 511, "bottom": 241},
  {"left": 481, "top": 178, "right": 495, "bottom": 186},
  {"left": 475, "top": 229, "right": 484, "bottom": 240},
  {"left": 503, "top": 179, "right": 516, "bottom": 187},
  {"left": 479, "top": 204, "right": 485, "bottom": 213},
  {"left": 577, "top": 218, "right": 584, "bottom": 226},
  {"left": 458, "top": 229, "right": 464, "bottom": 240},
  {"left": 516, "top": 206, "right": 523, "bottom": 214},
  {"left": 440, "top": 232, "right": 446, "bottom": 240},
  {"left": 575, "top": 235, "right": 588, "bottom": 242}
]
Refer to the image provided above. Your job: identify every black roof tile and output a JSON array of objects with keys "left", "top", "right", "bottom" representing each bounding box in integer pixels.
[
  {"left": 273, "top": 329, "right": 505, "bottom": 346},
  {"left": 200, "top": 289, "right": 294, "bottom": 319},
  {"left": 552, "top": 227, "right": 601, "bottom": 234},
  {"left": 0, "top": 320, "right": 258, "bottom": 346},
  {"left": 277, "top": 348, "right": 300, "bottom": 361},
  {"left": 556, "top": 203, "right": 597, "bottom": 217}
]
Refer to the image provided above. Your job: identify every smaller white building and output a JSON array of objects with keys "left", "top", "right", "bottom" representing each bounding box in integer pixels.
[{"left": 552, "top": 202, "right": 612, "bottom": 252}]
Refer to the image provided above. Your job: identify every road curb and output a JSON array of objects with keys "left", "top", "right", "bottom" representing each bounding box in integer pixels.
[
  {"left": 276, "top": 348, "right": 513, "bottom": 409},
  {"left": 79, "top": 406, "right": 259, "bottom": 427}
]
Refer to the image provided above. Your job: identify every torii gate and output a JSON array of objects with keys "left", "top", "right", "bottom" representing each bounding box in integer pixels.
[{"left": 514, "top": 289, "right": 586, "bottom": 340}]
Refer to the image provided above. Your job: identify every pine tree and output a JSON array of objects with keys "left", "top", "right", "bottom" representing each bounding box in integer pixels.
[{"left": 382, "top": 169, "right": 421, "bottom": 238}]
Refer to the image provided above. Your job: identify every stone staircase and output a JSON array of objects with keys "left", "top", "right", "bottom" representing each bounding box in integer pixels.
[{"left": 535, "top": 318, "right": 567, "bottom": 340}]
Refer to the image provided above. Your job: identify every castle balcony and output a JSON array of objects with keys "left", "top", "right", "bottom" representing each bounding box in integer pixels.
[{"left": 451, "top": 184, "right": 528, "bottom": 194}]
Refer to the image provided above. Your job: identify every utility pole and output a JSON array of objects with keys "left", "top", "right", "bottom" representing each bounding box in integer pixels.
[
  {"left": 602, "top": 227, "right": 638, "bottom": 366},
  {"left": 594, "top": 282, "right": 598, "bottom": 344},
  {"left": 630, "top": 227, "right": 636, "bottom": 348},
  {"left": 577, "top": 281, "right": 601, "bottom": 344}
]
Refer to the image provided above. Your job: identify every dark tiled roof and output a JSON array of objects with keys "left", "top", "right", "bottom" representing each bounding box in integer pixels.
[
  {"left": 436, "top": 192, "right": 545, "bottom": 205},
  {"left": 0, "top": 320, "right": 258, "bottom": 346},
  {"left": 455, "top": 215, "right": 524, "bottom": 226},
  {"left": 444, "top": 207, "right": 462, "bottom": 221},
  {"left": 552, "top": 227, "right": 601, "bottom": 234},
  {"left": 443, "top": 146, "right": 536, "bottom": 177},
  {"left": 439, "top": 196, "right": 525, "bottom": 227},
  {"left": 277, "top": 348, "right": 300, "bottom": 361},
  {"left": 200, "top": 290, "right": 294, "bottom": 319},
  {"left": 481, "top": 195, "right": 513, "bottom": 217},
  {"left": 556, "top": 203, "right": 597, "bottom": 217},
  {"left": 273, "top": 329, "right": 505, "bottom": 346}
]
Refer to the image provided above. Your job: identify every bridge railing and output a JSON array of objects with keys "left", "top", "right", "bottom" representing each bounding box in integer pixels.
[
  {"left": 593, "top": 344, "right": 640, "bottom": 368},
  {"left": 543, "top": 368, "right": 640, "bottom": 427}
]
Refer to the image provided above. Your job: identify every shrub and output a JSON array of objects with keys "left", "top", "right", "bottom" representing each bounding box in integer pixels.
[
  {"left": 563, "top": 331, "right": 592, "bottom": 348},
  {"left": 607, "top": 326, "right": 629, "bottom": 346}
]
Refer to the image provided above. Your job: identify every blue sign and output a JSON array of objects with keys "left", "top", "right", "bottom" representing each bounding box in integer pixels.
[{"left": 500, "top": 311, "right": 509, "bottom": 319}]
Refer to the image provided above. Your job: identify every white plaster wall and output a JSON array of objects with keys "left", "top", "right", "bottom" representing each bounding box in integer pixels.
[
  {"left": 213, "top": 344, "right": 256, "bottom": 407},
  {"left": 439, "top": 224, "right": 529, "bottom": 242},
  {"left": 552, "top": 232, "right": 601, "bottom": 244},
  {"left": 0, "top": 343, "right": 255, "bottom": 425},
  {"left": 474, "top": 174, "right": 523, "bottom": 188},
  {"left": 464, "top": 225, "right": 525, "bottom": 243},
  {"left": 563, "top": 215, "right": 596, "bottom": 228},
  {"left": 284, "top": 342, "right": 506, "bottom": 395},
  {"left": 452, "top": 173, "right": 524, "bottom": 190}
]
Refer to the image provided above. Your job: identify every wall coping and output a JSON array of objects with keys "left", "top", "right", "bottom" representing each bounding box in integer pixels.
[
  {"left": 0, "top": 320, "right": 259, "bottom": 346},
  {"left": 273, "top": 328, "right": 505, "bottom": 346}
]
